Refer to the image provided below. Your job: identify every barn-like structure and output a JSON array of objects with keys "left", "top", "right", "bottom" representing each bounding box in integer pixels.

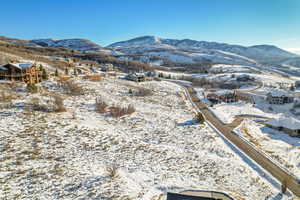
[{"left": 0, "top": 62, "right": 41, "bottom": 84}]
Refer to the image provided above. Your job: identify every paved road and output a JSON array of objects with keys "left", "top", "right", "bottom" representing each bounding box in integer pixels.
[{"left": 182, "top": 86, "right": 300, "bottom": 198}]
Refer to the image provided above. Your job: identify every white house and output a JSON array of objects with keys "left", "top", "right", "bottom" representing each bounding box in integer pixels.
[
  {"left": 266, "top": 116, "right": 300, "bottom": 137},
  {"left": 265, "top": 88, "right": 294, "bottom": 104}
]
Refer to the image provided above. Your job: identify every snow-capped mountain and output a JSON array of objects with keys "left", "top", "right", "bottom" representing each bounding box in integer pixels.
[
  {"left": 2, "top": 35, "right": 299, "bottom": 70},
  {"left": 107, "top": 36, "right": 299, "bottom": 66},
  {"left": 30, "top": 38, "right": 113, "bottom": 54}
]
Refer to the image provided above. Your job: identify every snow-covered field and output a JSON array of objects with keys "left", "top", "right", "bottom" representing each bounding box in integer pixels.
[
  {"left": 192, "top": 70, "right": 293, "bottom": 88},
  {"left": 209, "top": 64, "right": 256, "bottom": 74},
  {"left": 209, "top": 102, "right": 277, "bottom": 124},
  {"left": 0, "top": 77, "right": 293, "bottom": 199},
  {"left": 236, "top": 119, "right": 300, "bottom": 178}
]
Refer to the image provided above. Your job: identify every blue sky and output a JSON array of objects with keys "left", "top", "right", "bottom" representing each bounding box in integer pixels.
[{"left": 1, "top": 0, "right": 300, "bottom": 53}]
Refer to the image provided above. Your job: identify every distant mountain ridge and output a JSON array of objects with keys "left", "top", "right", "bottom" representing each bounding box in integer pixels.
[
  {"left": 107, "top": 36, "right": 298, "bottom": 66},
  {"left": 1, "top": 35, "right": 299, "bottom": 69},
  {"left": 29, "top": 38, "right": 109, "bottom": 53}
]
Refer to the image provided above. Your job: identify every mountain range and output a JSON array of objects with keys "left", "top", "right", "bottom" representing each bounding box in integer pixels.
[
  {"left": 1, "top": 35, "right": 300, "bottom": 69},
  {"left": 107, "top": 36, "right": 299, "bottom": 67}
]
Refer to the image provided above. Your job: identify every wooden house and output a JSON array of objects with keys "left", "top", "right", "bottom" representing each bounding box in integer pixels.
[
  {"left": 206, "top": 90, "right": 238, "bottom": 104},
  {"left": 0, "top": 62, "right": 41, "bottom": 84}
]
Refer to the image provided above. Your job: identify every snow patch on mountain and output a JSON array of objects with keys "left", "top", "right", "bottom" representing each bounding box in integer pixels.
[{"left": 107, "top": 36, "right": 298, "bottom": 67}]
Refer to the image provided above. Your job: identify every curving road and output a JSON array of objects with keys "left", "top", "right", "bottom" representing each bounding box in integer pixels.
[{"left": 179, "top": 84, "right": 300, "bottom": 198}]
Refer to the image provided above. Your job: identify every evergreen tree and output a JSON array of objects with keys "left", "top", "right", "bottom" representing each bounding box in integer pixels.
[
  {"left": 26, "top": 83, "right": 38, "bottom": 93},
  {"left": 65, "top": 68, "right": 69, "bottom": 75},
  {"left": 73, "top": 68, "right": 78, "bottom": 76},
  {"left": 42, "top": 68, "right": 48, "bottom": 80},
  {"left": 55, "top": 68, "right": 59, "bottom": 77},
  {"left": 195, "top": 113, "right": 205, "bottom": 124}
]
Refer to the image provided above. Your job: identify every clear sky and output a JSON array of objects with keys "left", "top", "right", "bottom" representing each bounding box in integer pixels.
[{"left": 1, "top": 0, "right": 300, "bottom": 53}]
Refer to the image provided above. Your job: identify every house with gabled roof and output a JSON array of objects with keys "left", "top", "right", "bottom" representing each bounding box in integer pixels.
[
  {"left": 265, "top": 88, "right": 294, "bottom": 104},
  {"left": 206, "top": 90, "right": 238, "bottom": 104},
  {"left": 0, "top": 62, "right": 41, "bottom": 84},
  {"left": 266, "top": 116, "right": 300, "bottom": 137}
]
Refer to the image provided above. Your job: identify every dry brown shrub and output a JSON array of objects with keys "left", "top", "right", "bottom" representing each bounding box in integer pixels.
[
  {"left": 71, "top": 111, "right": 77, "bottom": 119},
  {"left": 59, "top": 76, "right": 72, "bottom": 82},
  {"left": 126, "top": 105, "right": 135, "bottom": 115},
  {"left": 135, "top": 87, "right": 152, "bottom": 97},
  {"left": 60, "top": 80, "right": 84, "bottom": 95},
  {"left": 187, "top": 87, "right": 195, "bottom": 94},
  {"left": 51, "top": 94, "right": 66, "bottom": 112},
  {"left": 95, "top": 97, "right": 108, "bottom": 113},
  {"left": 0, "top": 91, "right": 13, "bottom": 103},
  {"left": 109, "top": 104, "right": 135, "bottom": 118},
  {"left": 106, "top": 165, "right": 118, "bottom": 178},
  {"left": 83, "top": 74, "right": 102, "bottom": 81},
  {"left": 30, "top": 97, "right": 47, "bottom": 111},
  {"left": 0, "top": 89, "right": 14, "bottom": 108},
  {"left": 29, "top": 94, "right": 66, "bottom": 112}
]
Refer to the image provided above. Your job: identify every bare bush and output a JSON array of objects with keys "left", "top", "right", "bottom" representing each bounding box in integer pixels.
[
  {"left": 0, "top": 90, "right": 14, "bottom": 108},
  {"left": 60, "top": 80, "right": 84, "bottom": 95},
  {"left": 109, "top": 104, "right": 135, "bottom": 118},
  {"left": 95, "top": 97, "right": 108, "bottom": 113},
  {"left": 126, "top": 105, "right": 135, "bottom": 115},
  {"left": 106, "top": 165, "right": 118, "bottom": 178},
  {"left": 135, "top": 87, "right": 152, "bottom": 96},
  {"left": 51, "top": 94, "right": 66, "bottom": 112},
  {"left": 30, "top": 97, "right": 48, "bottom": 111},
  {"left": 194, "top": 112, "right": 205, "bottom": 124},
  {"left": 29, "top": 94, "right": 66, "bottom": 112},
  {"left": 0, "top": 91, "right": 13, "bottom": 103},
  {"left": 71, "top": 111, "right": 77, "bottom": 119}
]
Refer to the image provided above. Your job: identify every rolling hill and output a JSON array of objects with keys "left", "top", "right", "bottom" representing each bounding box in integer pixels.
[{"left": 107, "top": 36, "right": 299, "bottom": 67}]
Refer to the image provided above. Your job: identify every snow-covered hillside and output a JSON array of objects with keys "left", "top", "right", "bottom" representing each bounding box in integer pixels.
[
  {"left": 107, "top": 36, "right": 298, "bottom": 67},
  {"left": 0, "top": 77, "right": 291, "bottom": 199},
  {"left": 30, "top": 38, "right": 113, "bottom": 54}
]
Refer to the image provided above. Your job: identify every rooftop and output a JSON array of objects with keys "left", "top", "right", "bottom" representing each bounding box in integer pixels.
[
  {"left": 210, "top": 90, "right": 235, "bottom": 96},
  {"left": 0, "top": 65, "right": 8, "bottom": 70},
  {"left": 0, "top": 62, "right": 34, "bottom": 70},
  {"left": 266, "top": 116, "right": 300, "bottom": 130},
  {"left": 265, "top": 88, "right": 292, "bottom": 97}
]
